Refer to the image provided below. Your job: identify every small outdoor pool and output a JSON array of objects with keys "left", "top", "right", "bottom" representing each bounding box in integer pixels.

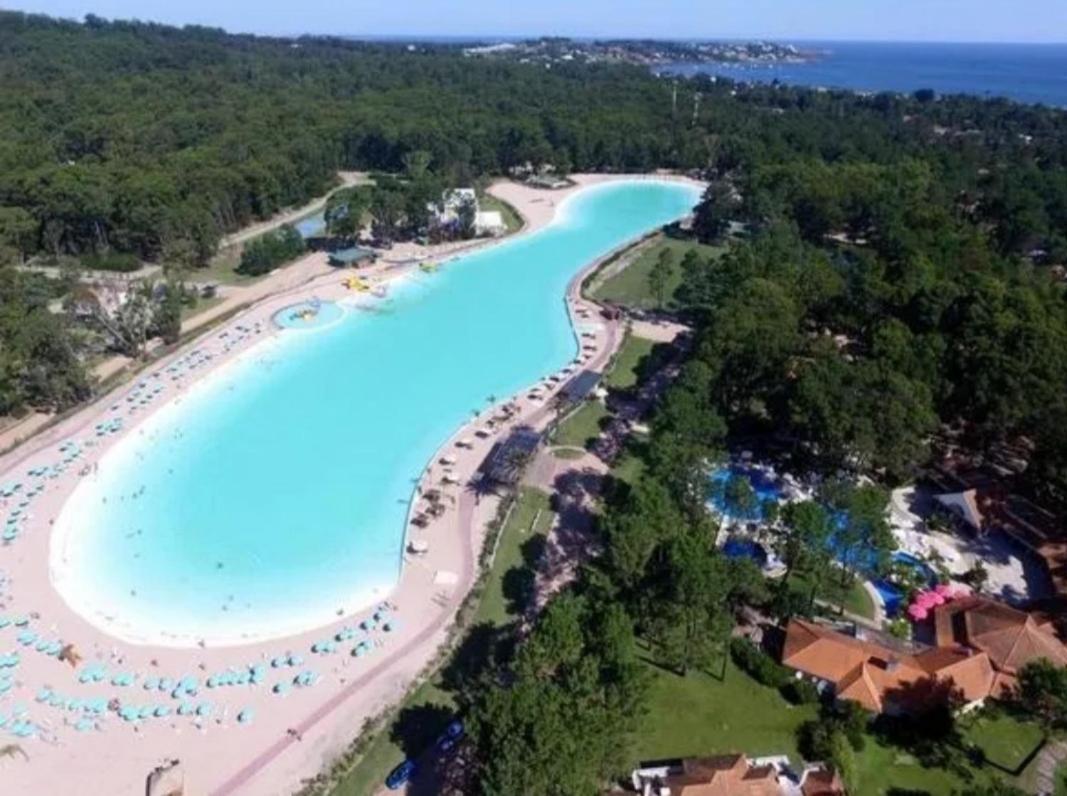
[
  {"left": 294, "top": 211, "right": 326, "bottom": 238},
  {"left": 708, "top": 464, "right": 785, "bottom": 522},
  {"left": 722, "top": 536, "right": 769, "bottom": 567},
  {"left": 273, "top": 301, "right": 344, "bottom": 330},
  {"left": 871, "top": 551, "right": 938, "bottom": 616}
]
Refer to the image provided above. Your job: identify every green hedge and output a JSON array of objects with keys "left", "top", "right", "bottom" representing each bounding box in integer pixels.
[{"left": 729, "top": 637, "right": 790, "bottom": 688}]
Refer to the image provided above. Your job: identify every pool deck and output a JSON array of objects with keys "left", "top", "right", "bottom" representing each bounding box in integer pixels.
[{"left": 0, "top": 174, "right": 702, "bottom": 795}]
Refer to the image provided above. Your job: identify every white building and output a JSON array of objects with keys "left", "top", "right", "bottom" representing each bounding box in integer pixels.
[{"left": 474, "top": 210, "right": 507, "bottom": 237}]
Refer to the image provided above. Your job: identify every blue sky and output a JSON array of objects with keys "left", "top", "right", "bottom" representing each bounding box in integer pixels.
[{"left": 8, "top": 0, "right": 1067, "bottom": 43}]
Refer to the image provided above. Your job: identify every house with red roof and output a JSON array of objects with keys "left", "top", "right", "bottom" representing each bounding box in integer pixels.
[{"left": 782, "top": 595, "right": 1067, "bottom": 715}]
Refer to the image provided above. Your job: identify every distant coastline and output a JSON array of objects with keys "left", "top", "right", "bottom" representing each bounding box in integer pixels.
[
  {"left": 658, "top": 40, "right": 1067, "bottom": 107},
  {"left": 341, "top": 35, "right": 1067, "bottom": 107}
]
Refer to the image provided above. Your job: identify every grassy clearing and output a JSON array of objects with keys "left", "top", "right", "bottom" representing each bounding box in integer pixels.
[
  {"left": 633, "top": 656, "right": 816, "bottom": 764},
  {"left": 479, "top": 193, "right": 524, "bottom": 234},
  {"left": 962, "top": 710, "right": 1045, "bottom": 773},
  {"left": 475, "top": 487, "right": 554, "bottom": 627},
  {"left": 552, "top": 400, "right": 609, "bottom": 448},
  {"left": 605, "top": 334, "right": 656, "bottom": 391},
  {"left": 591, "top": 236, "right": 722, "bottom": 310},
  {"left": 193, "top": 248, "right": 265, "bottom": 286},
  {"left": 638, "top": 658, "right": 1038, "bottom": 795},
  {"left": 785, "top": 569, "right": 877, "bottom": 620}
]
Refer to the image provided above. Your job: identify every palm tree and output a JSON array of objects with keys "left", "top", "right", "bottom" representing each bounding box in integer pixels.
[{"left": 0, "top": 744, "right": 28, "bottom": 762}]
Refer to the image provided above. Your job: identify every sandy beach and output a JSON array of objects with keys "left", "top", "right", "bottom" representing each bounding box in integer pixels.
[{"left": 0, "top": 174, "right": 701, "bottom": 795}]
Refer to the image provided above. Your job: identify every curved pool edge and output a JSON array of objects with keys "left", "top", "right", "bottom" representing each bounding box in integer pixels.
[{"left": 39, "top": 177, "right": 703, "bottom": 650}]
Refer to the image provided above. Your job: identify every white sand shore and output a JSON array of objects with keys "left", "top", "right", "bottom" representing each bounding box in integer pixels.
[{"left": 0, "top": 174, "right": 701, "bottom": 795}]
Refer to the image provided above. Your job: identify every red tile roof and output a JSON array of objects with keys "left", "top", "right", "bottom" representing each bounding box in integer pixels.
[
  {"left": 664, "top": 754, "right": 781, "bottom": 796},
  {"left": 782, "top": 618, "right": 995, "bottom": 713}
]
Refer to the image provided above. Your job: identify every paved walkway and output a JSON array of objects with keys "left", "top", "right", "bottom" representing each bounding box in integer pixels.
[{"left": 1033, "top": 739, "right": 1067, "bottom": 795}]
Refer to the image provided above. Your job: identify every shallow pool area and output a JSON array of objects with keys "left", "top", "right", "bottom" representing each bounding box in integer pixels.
[
  {"left": 871, "top": 551, "right": 938, "bottom": 616},
  {"left": 51, "top": 180, "right": 701, "bottom": 644},
  {"left": 722, "top": 536, "right": 769, "bottom": 567},
  {"left": 709, "top": 464, "right": 785, "bottom": 522},
  {"left": 294, "top": 211, "right": 326, "bottom": 238},
  {"left": 273, "top": 300, "right": 344, "bottom": 330}
]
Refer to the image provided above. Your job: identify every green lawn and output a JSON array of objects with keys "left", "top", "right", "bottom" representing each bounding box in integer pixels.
[
  {"left": 962, "top": 710, "right": 1045, "bottom": 773},
  {"left": 552, "top": 400, "right": 609, "bottom": 448},
  {"left": 194, "top": 246, "right": 266, "bottom": 286},
  {"left": 329, "top": 488, "right": 555, "bottom": 795},
  {"left": 605, "top": 334, "right": 656, "bottom": 390},
  {"left": 852, "top": 736, "right": 971, "bottom": 795},
  {"left": 852, "top": 710, "right": 1043, "bottom": 795},
  {"left": 591, "top": 236, "right": 722, "bottom": 310},
  {"left": 633, "top": 656, "right": 817, "bottom": 764},
  {"left": 786, "top": 569, "right": 877, "bottom": 620},
  {"left": 552, "top": 447, "right": 585, "bottom": 460},
  {"left": 476, "top": 487, "right": 554, "bottom": 627},
  {"left": 479, "top": 193, "right": 524, "bottom": 234},
  {"left": 637, "top": 656, "right": 1039, "bottom": 796}
]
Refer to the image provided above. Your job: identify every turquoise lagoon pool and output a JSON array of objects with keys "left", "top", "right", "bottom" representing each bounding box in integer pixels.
[{"left": 53, "top": 181, "right": 701, "bottom": 644}]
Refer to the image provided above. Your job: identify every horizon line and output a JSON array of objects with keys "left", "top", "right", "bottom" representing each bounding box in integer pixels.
[
  {"left": 9, "top": 12, "right": 1067, "bottom": 47},
  {"left": 331, "top": 33, "right": 1067, "bottom": 46}
]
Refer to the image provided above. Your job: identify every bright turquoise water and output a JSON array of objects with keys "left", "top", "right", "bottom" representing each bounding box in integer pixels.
[{"left": 55, "top": 181, "right": 700, "bottom": 644}]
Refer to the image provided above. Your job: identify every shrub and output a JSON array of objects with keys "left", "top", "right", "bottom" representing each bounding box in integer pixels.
[
  {"left": 798, "top": 718, "right": 836, "bottom": 760},
  {"left": 729, "top": 637, "right": 788, "bottom": 688},
  {"left": 238, "top": 225, "right": 305, "bottom": 275},
  {"left": 781, "top": 677, "right": 821, "bottom": 705}
]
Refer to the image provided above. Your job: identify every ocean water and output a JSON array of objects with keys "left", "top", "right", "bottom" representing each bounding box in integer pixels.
[
  {"left": 53, "top": 181, "right": 700, "bottom": 645},
  {"left": 662, "top": 41, "right": 1067, "bottom": 107}
]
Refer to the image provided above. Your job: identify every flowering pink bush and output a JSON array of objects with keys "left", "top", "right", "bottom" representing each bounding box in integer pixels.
[{"left": 905, "top": 583, "right": 970, "bottom": 621}]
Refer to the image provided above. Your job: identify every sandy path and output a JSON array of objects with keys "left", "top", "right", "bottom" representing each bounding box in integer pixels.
[{"left": 0, "top": 174, "right": 701, "bottom": 796}]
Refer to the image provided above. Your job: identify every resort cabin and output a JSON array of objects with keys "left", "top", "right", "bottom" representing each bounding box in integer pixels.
[
  {"left": 630, "top": 753, "right": 845, "bottom": 796},
  {"left": 327, "top": 246, "right": 377, "bottom": 268}
]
